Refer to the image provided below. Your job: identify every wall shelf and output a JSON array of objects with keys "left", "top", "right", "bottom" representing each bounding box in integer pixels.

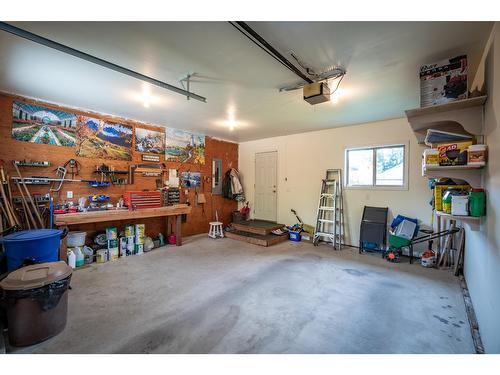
[
  {"left": 435, "top": 211, "right": 482, "bottom": 221},
  {"left": 422, "top": 165, "right": 483, "bottom": 187},
  {"left": 424, "top": 165, "right": 484, "bottom": 171},
  {"left": 405, "top": 96, "right": 487, "bottom": 143},
  {"left": 435, "top": 210, "right": 482, "bottom": 232}
]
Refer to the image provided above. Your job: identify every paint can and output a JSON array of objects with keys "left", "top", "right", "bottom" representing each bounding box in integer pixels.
[
  {"left": 96, "top": 249, "right": 108, "bottom": 263},
  {"left": 106, "top": 227, "right": 118, "bottom": 240},
  {"left": 119, "top": 237, "right": 128, "bottom": 257},
  {"left": 135, "top": 224, "right": 145, "bottom": 244},
  {"left": 168, "top": 234, "right": 176, "bottom": 245},
  {"left": 126, "top": 236, "right": 135, "bottom": 255},
  {"left": 134, "top": 244, "right": 144, "bottom": 255},
  {"left": 109, "top": 248, "right": 119, "bottom": 262},
  {"left": 107, "top": 239, "right": 118, "bottom": 249},
  {"left": 124, "top": 224, "right": 135, "bottom": 237}
]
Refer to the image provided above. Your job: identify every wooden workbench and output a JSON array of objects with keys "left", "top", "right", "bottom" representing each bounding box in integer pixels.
[{"left": 55, "top": 204, "right": 192, "bottom": 260}]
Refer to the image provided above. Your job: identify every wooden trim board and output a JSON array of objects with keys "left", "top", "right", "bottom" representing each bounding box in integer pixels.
[
  {"left": 232, "top": 220, "right": 284, "bottom": 235},
  {"left": 225, "top": 230, "right": 289, "bottom": 247}
]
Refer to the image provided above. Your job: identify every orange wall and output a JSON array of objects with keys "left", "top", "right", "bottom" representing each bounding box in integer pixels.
[{"left": 0, "top": 93, "right": 238, "bottom": 238}]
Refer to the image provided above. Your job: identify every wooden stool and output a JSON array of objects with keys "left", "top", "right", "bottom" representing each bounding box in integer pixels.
[{"left": 208, "top": 222, "right": 224, "bottom": 239}]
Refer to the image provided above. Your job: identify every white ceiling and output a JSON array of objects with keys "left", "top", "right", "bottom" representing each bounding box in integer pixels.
[{"left": 0, "top": 21, "right": 493, "bottom": 142}]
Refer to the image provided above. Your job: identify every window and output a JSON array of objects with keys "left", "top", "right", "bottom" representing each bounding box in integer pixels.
[{"left": 345, "top": 144, "right": 407, "bottom": 188}]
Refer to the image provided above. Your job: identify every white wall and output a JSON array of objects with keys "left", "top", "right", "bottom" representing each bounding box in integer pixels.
[
  {"left": 464, "top": 22, "right": 500, "bottom": 353},
  {"left": 239, "top": 118, "right": 430, "bottom": 247}
]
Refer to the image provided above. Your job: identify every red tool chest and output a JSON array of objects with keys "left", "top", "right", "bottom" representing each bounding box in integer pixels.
[{"left": 123, "top": 191, "right": 162, "bottom": 209}]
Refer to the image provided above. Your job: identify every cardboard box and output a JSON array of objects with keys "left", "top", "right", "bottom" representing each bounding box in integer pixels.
[
  {"left": 438, "top": 141, "right": 472, "bottom": 166},
  {"left": 420, "top": 55, "right": 468, "bottom": 107}
]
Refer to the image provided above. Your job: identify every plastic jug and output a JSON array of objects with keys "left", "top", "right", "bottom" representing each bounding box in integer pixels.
[
  {"left": 83, "top": 246, "right": 94, "bottom": 264},
  {"left": 74, "top": 247, "right": 84, "bottom": 268},
  {"left": 442, "top": 189, "right": 453, "bottom": 214},
  {"left": 67, "top": 250, "right": 76, "bottom": 269}
]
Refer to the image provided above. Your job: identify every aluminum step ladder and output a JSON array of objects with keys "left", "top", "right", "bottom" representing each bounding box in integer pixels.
[{"left": 313, "top": 169, "right": 344, "bottom": 249}]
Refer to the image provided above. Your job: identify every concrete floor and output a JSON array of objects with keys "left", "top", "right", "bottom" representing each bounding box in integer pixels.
[{"left": 11, "top": 235, "right": 474, "bottom": 354}]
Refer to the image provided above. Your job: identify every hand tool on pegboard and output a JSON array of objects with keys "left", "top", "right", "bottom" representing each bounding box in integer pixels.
[
  {"left": 14, "top": 180, "right": 38, "bottom": 229},
  {"left": 12, "top": 160, "right": 45, "bottom": 228},
  {"left": 0, "top": 160, "right": 20, "bottom": 227},
  {"left": 63, "top": 159, "right": 80, "bottom": 179},
  {"left": 50, "top": 166, "right": 67, "bottom": 194}
]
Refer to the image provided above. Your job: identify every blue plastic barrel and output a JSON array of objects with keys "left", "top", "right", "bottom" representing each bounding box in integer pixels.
[{"left": 1, "top": 229, "right": 63, "bottom": 271}]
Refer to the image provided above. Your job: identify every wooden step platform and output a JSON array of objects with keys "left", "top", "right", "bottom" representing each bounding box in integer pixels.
[
  {"left": 232, "top": 219, "right": 284, "bottom": 236},
  {"left": 225, "top": 230, "right": 289, "bottom": 247}
]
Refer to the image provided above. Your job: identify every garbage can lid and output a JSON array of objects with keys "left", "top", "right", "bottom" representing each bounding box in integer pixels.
[
  {"left": 1, "top": 229, "right": 63, "bottom": 242},
  {"left": 0, "top": 261, "right": 72, "bottom": 291}
]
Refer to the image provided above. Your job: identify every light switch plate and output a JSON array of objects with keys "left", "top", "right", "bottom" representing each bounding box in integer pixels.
[{"left": 67, "top": 191, "right": 73, "bottom": 199}]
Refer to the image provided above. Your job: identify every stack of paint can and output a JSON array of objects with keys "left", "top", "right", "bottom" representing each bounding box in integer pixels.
[
  {"left": 135, "top": 224, "right": 145, "bottom": 255},
  {"left": 106, "top": 227, "right": 119, "bottom": 261},
  {"left": 119, "top": 237, "right": 128, "bottom": 258},
  {"left": 125, "top": 224, "right": 135, "bottom": 256}
]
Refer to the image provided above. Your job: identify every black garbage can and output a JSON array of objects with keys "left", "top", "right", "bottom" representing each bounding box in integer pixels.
[{"left": 0, "top": 261, "right": 72, "bottom": 347}]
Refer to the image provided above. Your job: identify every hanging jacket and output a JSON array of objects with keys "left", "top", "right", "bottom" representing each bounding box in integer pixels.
[
  {"left": 222, "top": 170, "right": 233, "bottom": 199},
  {"left": 229, "top": 168, "right": 243, "bottom": 195}
]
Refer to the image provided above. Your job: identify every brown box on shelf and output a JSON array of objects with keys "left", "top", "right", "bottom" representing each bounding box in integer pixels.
[
  {"left": 437, "top": 141, "right": 473, "bottom": 166},
  {"left": 420, "top": 55, "right": 468, "bottom": 107}
]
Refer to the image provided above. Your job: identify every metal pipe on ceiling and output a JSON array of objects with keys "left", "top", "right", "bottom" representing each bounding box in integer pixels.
[
  {"left": 230, "top": 21, "right": 313, "bottom": 84},
  {"left": 0, "top": 22, "right": 207, "bottom": 103}
]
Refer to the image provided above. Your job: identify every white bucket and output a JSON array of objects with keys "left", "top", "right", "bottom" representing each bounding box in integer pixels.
[{"left": 67, "top": 231, "right": 86, "bottom": 247}]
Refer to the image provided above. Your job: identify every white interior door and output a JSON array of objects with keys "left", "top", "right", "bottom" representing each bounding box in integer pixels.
[{"left": 254, "top": 151, "right": 277, "bottom": 222}]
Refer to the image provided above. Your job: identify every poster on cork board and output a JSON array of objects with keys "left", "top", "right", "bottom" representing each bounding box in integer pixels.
[
  {"left": 165, "top": 128, "right": 205, "bottom": 164},
  {"left": 75, "top": 116, "right": 133, "bottom": 160},
  {"left": 11, "top": 101, "right": 77, "bottom": 147}
]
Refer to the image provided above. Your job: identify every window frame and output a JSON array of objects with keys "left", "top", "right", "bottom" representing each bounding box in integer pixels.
[{"left": 344, "top": 142, "right": 409, "bottom": 190}]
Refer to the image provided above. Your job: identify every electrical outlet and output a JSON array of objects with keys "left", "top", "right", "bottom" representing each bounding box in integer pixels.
[{"left": 67, "top": 191, "right": 73, "bottom": 199}]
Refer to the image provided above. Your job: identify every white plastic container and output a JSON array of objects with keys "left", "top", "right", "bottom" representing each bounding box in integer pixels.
[
  {"left": 468, "top": 144, "right": 487, "bottom": 166},
  {"left": 96, "top": 249, "right": 108, "bottom": 263},
  {"left": 73, "top": 247, "right": 84, "bottom": 268},
  {"left": 66, "top": 231, "right": 86, "bottom": 247},
  {"left": 83, "top": 246, "right": 94, "bottom": 264},
  {"left": 451, "top": 195, "right": 469, "bottom": 216},
  {"left": 67, "top": 250, "right": 76, "bottom": 269}
]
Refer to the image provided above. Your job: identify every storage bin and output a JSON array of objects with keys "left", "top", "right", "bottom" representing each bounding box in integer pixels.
[
  {"left": 0, "top": 229, "right": 65, "bottom": 271},
  {"left": 451, "top": 195, "right": 469, "bottom": 216},
  {"left": 289, "top": 231, "right": 301, "bottom": 242},
  {"left": 394, "top": 219, "right": 417, "bottom": 240},
  {"left": 0, "top": 261, "right": 72, "bottom": 346}
]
